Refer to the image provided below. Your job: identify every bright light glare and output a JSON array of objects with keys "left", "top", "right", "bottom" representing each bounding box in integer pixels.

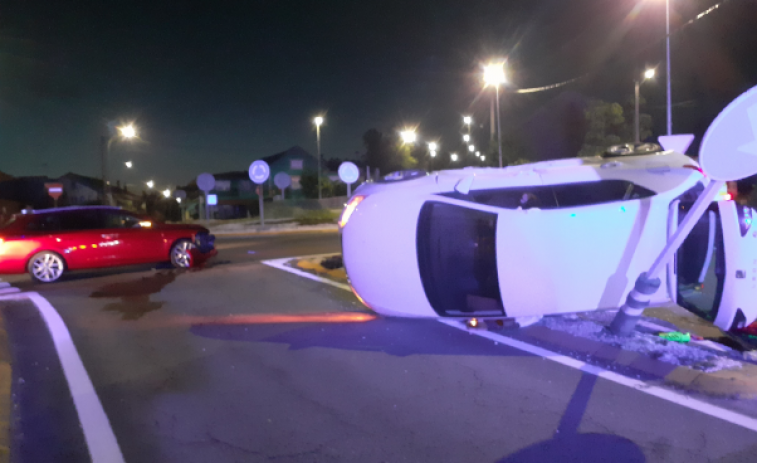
[
  {"left": 428, "top": 142, "right": 438, "bottom": 151},
  {"left": 176, "top": 197, "right": 182, "bottom": 204},
  {"left": 430, "top": 151, "right": 437, "bottom": 157},
  {"left": 146, "top": 180, "right": 154, "bottom": 188},
  {"left": 119, "top": 125, "right": 136, "bottom": 138},
  {"left": 400, "top": 129, "right": 417, "bottom": 144},
  {"left": 314, "top": 116, "right": 324, "bottom": 126},
  {"left": 162, "top": 189, "right": 171, "bottom": 198},
  {"left": 139, "top": 221, "right": 152, "bottom": 228},
  {"left": 481, "top": 155, "right": 486, "bottom": 161},
  {"left": 468, "top": 145, "right": 475, "bottom": 152},
  {"left": 644, "top": 68, "right": 656, "bottom": 80},
  {"left": 125, "top": 161, "right": 133, "bottom": 168},
  {"left": 463, "top": 116, "right": 472, "bottom": 125},
  {"left": 483, "top": 62, "right": 506, "bottom": 86},
  {"left": 451, "top": 153, "right": 459, "bottom": 162},
  {"left": 476, "top": 151, "right": 481, "bottom": 156},
  {"left": 463, "top": 134, "right": 471, "bottom": 142},
  {"left": 339, "top": 195, "right": 365, "bottom": 228}
]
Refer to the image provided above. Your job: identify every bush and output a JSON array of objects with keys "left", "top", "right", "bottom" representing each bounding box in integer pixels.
[{"left": 294, "top": 209, "right": 339, "bottom": 225}]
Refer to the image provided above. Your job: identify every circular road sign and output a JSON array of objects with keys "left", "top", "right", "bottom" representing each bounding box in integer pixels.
[
  {"left": 700, "top": 84, "right": 757, "bottom": 181},
  {"left": 196, "top": 173, "right": 215, "bottom": 192},
  {"left": 338, "top": 161, "right": 360, "bottom": 184},
  {"left": 173, "top": 189, "right": 187, "bottom": 200},
  {"left": 274, "top": 172, "right": 291, "bottom": 189},
  {"left": 249, "top": 160, "right": 270, "bottom": 185}
]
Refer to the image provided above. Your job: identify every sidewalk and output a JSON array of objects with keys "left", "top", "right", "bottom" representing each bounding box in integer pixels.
[
  {"left": 289, "top": 253, "right": 757, "bottom": 399},
  {"left": 0, "top": 305, "right": 10, "bottom": 463}
]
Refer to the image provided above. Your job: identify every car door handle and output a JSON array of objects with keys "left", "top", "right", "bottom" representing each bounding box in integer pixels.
[{"left": 101, "top": 234, "right": 118, "bottom": 240}]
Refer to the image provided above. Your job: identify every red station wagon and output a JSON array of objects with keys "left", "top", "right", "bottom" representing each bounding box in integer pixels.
[{"left": 0, "top": 206, "right": 217, "bottom": 283}]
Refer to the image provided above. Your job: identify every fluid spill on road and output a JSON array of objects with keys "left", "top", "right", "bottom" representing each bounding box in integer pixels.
[{"left": 90, "top": 272, "right": 177, "bottom": 320}]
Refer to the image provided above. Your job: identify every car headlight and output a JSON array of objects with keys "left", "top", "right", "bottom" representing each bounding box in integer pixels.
[
  {"left": 339, "top": 195, "right": 365, "bottom": 229},
  {"left": 737, "top": 205, "right": 753, "bottom": 236}
]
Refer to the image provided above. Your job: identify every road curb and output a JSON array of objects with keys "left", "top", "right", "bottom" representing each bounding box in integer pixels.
[
  {"left": 0, "top": 306, "right": 10, "bottom": 463},
  {"left": 210, "top": 227, "right": 339, "bottom": 237},
  {"left": 287, "top": 254, "right": 757, "bottom": 399}
]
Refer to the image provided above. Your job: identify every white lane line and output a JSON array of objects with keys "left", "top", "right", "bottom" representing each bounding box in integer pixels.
[
  {"left": 0, "top": 282, "right": 11, "bottom": 288},
  {"left": 0, "top": 291, "right": 125, "bottom": 463},
  {"left": 261, "top": 257, "right": 351, "bottom": 292},
  {"left": 0, "top": 287, "right": 20, "bottom": 295},
  {"left": 264, "top": 253, "right": 757, "bottom": 433}
]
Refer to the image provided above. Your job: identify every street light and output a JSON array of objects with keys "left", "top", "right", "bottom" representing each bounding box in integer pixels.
[
  {"left": 635, "top": 68, "right": 656, "bottom": 143},
  {"left": 101, "top": 122, "right": 138, "bottom": 205},
  {"left": 428, "top": 142, "right": 438, "bottom": 151},
  {"left": 125, "top": 161, "right": 133, "bottom": 168},
  {"left": 481, "top": 155, "right": 486, "bottom": 161},
  {"left": 475, "top": 151, "right": 481, "bottom": 157},
  {"left": 451, "top": 153, "right": 459, "bottom": 162},
  {"left": 462, "top": 134, "right": 471, "bottom": 143},
  {"left": 483, "top": 62, "right": 506, "bottom": 168},
  {"left": 463, "top": 116, "right": 472, "bottom": 126},
  {"left": 313, "top": 116, "right": 324, "bottom": 200},
  {"left": 468, "top": 145, "right": 475, "bottom": 152},
  {"left": 400, "top": 129, "right": 417, "bottom": 144},
  {"left": 162, "top": 189, "right": 171, "bottom": 198},
  {"left": 146, "top": 180, "right": 154, "bottom": 189}
]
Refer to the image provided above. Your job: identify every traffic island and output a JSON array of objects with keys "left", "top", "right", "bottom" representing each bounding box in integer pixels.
[{"left": 286, "top": 253, "right": 757, "bottom": 398}]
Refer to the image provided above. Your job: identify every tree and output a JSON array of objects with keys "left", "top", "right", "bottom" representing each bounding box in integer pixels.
[
  {"left": 362, "top": 129, "right": 416, "bottom": 175},
  {"left": 578, "top": 98, "right": 653, "bottom": 157},
  {"left": 300, "top": 170, "right": 335, "bottom": 198}
]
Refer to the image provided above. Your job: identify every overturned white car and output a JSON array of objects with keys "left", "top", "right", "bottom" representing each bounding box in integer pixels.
[{"left": 340, "top": 144, "right": 757, "bottom": 332}]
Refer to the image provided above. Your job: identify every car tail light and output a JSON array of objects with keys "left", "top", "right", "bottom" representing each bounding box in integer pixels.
[
  {"left": 737, "top": 205, "right": 753, "bottom": 236},
  {"left": 339, "top": 195, "right": 365, "bottom": 229}
]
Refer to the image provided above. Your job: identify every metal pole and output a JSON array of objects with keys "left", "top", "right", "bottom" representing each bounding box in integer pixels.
[
  {"left": 100, "top": 135, "right": 109, "bottom": 205},
  {"left": 490, "top": 97, "right": 495, "bottom": 141},
  {"left": 609, "top": 180, "right": 724, "bottom": 335},
  {"left": 634, "top": 80, "right": 640, "bottom": 144},
  {"left": 666, "top": 0, "right": 672, "bottom": 135},
  {"left": 259, "top": 188, "right": 265, "bottom": 226},
  {"left": 495, "top": 85, "right": 503, "bottom": 168},
  {"left": 347, "top": 183, "right": 351, "bottom": 198},
  {"left": 317, "top": 125, "right": 322, "bottom": 200}
]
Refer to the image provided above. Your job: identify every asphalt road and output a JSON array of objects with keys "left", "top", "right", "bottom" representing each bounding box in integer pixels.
[{"left": 4, "top": 232, "right": 757, "bottom": 462}]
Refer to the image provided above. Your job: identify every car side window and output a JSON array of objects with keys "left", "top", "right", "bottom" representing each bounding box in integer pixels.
[
  {"left": 552, "top": 180, "right": 654, "bottom": 208},
  {"left": 440, "top": 185, "right": 558, "bottom": 210},
  {"left": 59, "top": 210, "right": 104, "bottom": 231},
  {"left": 25, "top": 214, "right": 61, "bottom": 231},
  {"left": 103, "top": 211, "right": 140, "bottom": 228}
]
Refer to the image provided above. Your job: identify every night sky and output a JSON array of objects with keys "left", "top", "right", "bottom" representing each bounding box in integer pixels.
[{"left": 2, "top": 0, "right": 755, "bottom": 190}]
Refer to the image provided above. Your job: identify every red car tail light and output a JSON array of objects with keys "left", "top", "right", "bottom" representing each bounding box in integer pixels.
[{"left": 339, "top": 195, "right": 366, "bottom": 229}]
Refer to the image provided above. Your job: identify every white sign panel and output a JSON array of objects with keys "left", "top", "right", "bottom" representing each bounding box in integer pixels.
[
  {"left": 249, "top": 160, "right": 270, "bottom": 185},
  {"left": 658, "top": 134, "right": 695, "bottom": 154},
  {"left": 274, "top": 172, "right": 291, "bottom": 189},
  {"left": 207, "top": 194, "right": 218, "bottom": 206},
  {"left": 338, "top": 161, "right": 360, "bottom": 184},
  {"left": 700, "top": 84, "right": 757, "bottom": 181},
  {"left": 197, "top": 173, "right": 215, "bottom": 192}
]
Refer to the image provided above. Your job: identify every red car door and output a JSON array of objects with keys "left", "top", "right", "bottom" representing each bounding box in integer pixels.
[
  {"left": 54, "top": 209, "right": 119, "bottom": 269},
  {"left": 101, "top": 210, "right": 166, "bottom": 264}
]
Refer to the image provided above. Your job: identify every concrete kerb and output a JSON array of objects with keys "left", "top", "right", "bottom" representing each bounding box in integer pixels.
[
  {"left": 209, "top": 223, "right": 339, "bottom": 237},
  {"left": 287, "top": 253, "right": 757, "bottom": 399}
]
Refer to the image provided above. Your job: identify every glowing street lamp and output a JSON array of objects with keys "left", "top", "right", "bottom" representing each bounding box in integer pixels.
[
  {"left": 481, "top": 155, "right": 486, "bottom": 161},
  {"left": 463, "top": 134, "right": 471, "bottom": 143},
  {"left": 428, "top": 142, "right": 438, "bottom": 151},
  {"left": 313, "top": 116, "right": 324, "bottom": 200},
  {"left": 400, "top": 129, "right": 417, "bottom": 144},
  {"left": 463, "top": 116, "right": 472, "bottom": 126},
  {"left": 430, "top": 151, "right": 437, "bottom": 157},
  {"left": 475, "top": 151, "right": 481, "bottom": 157},
  {"left": 146, "top": 180, "right": 154, "bottom": 189},
  {"left": 635, "top": 68, "right": 656, "bottom": 143},
  {"left": 451, "top": 153, "right": 459, "bottom": 162},
  {"left": 162, "top": 189, "right": 171, "bottom": 198},
  {"left": 119, "top": 124, "right": 137, "bottom": 139},
  {"left": 468, "top": 145, "right": 475, "bottom": 152},
  {"left": 483, "top": 61, "right": 506, "bottom": 168},
  {"left": 125, "top": 161, "right": 133, "bottom": 168},
  {"left": 102, "top": 122, "right": 139, "bottom": 205}
]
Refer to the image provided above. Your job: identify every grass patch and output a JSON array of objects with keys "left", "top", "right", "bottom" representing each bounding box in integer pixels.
[{"left": 294, "top": 209, "right": 339, "bottom": 225}]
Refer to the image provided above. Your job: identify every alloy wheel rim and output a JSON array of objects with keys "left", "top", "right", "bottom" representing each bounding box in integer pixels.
[
  {"left": 172, "top": 241, "right": 194, "bottom": 268},
  {"left": 32, "top": 254, "right": 63, "bottom": 282}
]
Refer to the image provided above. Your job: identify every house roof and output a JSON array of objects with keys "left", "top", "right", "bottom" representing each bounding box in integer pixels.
[{"left": 261, "top": 146, "right": 315, "bottom": 165}]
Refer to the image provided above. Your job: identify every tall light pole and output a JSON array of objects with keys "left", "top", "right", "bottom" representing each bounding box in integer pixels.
[
  {"left": 483, "top": 62, "right": 506, "bottom": 168},
  {"left": 101, "top": 123, "right": 137, "bottom": 206},
  {"left": 314, "top": 116, "right": 324, "bottom": 200},
  {"left": 665, "top": 0, "right": 672, "bottom": 135},
  {"left": 635, "top": 68, "right": 656, "bottom": 144}
]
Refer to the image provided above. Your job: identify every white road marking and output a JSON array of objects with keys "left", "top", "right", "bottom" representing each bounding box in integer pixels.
[
  {"left": 262, "top": 257, "right": 351, "bottom": 291},
  {"left": 0, "top": 291, "right": 125, "bottom": 463},
  {"left": 0, "top": 282, "right": 11, "bottom": 288},
  {"left": 266, "top": 253, "right": 757, "bottom": 433},
  {"left": 0, "top": 287, "right": 21, "bottom": 295}
]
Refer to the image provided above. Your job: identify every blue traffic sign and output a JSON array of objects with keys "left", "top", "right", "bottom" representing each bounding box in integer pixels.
[{"left": 249, "top": 160, "right": 270, "bottom": 184}]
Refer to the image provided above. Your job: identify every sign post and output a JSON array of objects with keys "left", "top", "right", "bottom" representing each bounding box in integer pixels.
[
  {"left": 45, "top": 183, "right": 63, "bottom": 207},
  {"left": 274, "top": 172, "right": 291, "bottom": 200},
  {"left": 611, "top": 84, "right": 757, "bottom": 335},
  {"left": 196, "top": 173, "right": 216, "bottom": 221},
  {"left": 338, "top": 161, "right": 360, "bottom": 197},
  {"left": 173, "top": 190, "right": 187, "bottom": 221},
  {"left": 249, "top": 160, "right": 270, "bottom": 226}
]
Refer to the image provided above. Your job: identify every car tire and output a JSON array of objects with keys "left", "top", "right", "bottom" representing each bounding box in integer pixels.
[
  {"left": 170, "top": 239, "right": 195, "bottom": 268},
  {"left": 28, "top": 251, "right": 66, "bottom": 283}
]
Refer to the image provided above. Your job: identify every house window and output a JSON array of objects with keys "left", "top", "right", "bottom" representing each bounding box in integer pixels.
[
  {"left": 290, "top": 159, "right": 303, "bottom": 170},
  {"left": 291, "top": 176, "right": 301, "bottom": 190},
  {"left": 215, "top": 180, "right": 231, "bottom": 191}
]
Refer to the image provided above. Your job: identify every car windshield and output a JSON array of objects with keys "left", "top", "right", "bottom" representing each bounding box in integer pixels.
[{"left": 417, "top": 201, "right": 504, "bottom": 317}]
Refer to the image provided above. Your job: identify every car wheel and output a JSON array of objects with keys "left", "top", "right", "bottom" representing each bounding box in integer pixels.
[
  {"left": 28, "top": 251, "right": 66, "bottom": 283},
  {"left": 170, "top": 239, "right": 195, "bottom": 268}
]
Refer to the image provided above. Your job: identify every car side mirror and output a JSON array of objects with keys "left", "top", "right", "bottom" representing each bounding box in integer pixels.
[{"left": 455, "top": 175, "right": 475, "bottom": 195}]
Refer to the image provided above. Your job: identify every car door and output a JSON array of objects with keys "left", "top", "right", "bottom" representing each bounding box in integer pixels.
[
  {"left": 101, "top": 210, "right": 166, "bottom": 264},
  {"left": 56, "top": 209, "right": 117, "bottom": 269}
]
